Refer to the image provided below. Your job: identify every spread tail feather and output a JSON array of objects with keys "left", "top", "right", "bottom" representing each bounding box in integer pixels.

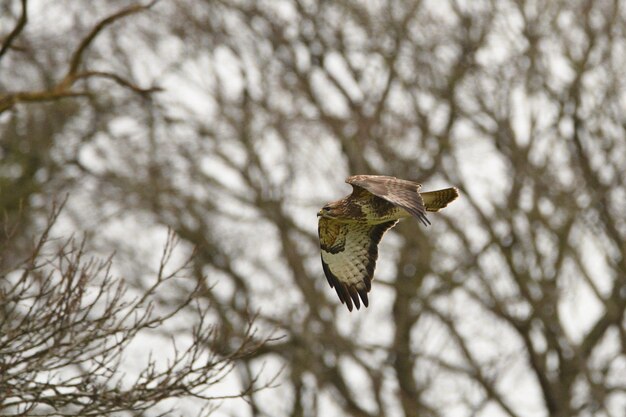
[{"left": 420, "top": 188, "right": 459, "bottom": 212}]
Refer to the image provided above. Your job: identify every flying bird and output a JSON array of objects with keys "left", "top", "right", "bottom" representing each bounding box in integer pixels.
[{"left": 318, "top": 175, "right": 459, "bottom": 311}]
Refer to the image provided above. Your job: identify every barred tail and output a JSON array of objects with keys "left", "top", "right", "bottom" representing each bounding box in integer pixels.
[{"left": 420, "top": 188, "right": 459, "bottom": 212}]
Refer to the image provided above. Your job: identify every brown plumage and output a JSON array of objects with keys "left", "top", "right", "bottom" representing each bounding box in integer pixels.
[
  {"left": 318, "top": 175, "right": 459, "bottom": 311},
  {"left": 421, "top": 188, "right": 459, "bottom": 212}
]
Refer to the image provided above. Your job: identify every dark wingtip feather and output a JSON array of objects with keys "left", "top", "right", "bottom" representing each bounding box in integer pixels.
[
  {"left": 357, "top": 288, "right": 369, "bottom": 307},
  {"left": 404, "top": 206, "right": 430, "bottom": 227},
  {"left": 348, "top": 286, "right": 361, "bottom": 310},
  {"left": 339, "top": 283, "right": 353, "bottom": 311},
  {"left": 344, "top": 293, "right": 354, "bottom": 311}
]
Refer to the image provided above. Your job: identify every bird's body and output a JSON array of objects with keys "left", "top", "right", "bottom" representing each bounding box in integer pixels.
[
  {"left": 323, "top": 193, "right": 410, "bottom": 224},
  {"left": 318, "top": 175, "right": 459, "bottom": 311}
]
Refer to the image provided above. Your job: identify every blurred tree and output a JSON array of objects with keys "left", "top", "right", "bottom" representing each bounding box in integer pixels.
[
  {"left": 0, "top": 0, "right": 159, "bottom": 265},
  {"left": 2, "top": 0, "right": 625, "bottom": 416}
]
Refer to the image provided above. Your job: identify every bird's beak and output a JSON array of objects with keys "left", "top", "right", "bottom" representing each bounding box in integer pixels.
[{"left": 317, "top": 210, "right": 322, "bottom": 217}]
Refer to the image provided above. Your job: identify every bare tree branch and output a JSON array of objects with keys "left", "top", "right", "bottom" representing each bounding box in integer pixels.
[{"left": 0, "top": 0, "right": 28, "bottom": 61}]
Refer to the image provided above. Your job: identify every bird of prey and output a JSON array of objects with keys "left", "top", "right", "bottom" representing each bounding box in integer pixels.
[{"left": 317, "top": 175, "right": 459, "bottom": 311}]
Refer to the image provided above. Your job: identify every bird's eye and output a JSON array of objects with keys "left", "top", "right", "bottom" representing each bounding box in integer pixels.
[{"left": 323, "top": 206, "right": 331, "bottom": 211}]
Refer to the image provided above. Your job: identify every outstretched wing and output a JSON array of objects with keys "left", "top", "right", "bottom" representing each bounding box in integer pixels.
[
  {"left": 318, "top": 217, "right": 398, "bottom": 311},
  {"left": 347, "top": 175, "right": 430, "bottom": 226}
]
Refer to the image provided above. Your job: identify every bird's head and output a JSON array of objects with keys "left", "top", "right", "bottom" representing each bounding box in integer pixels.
[{"left": 317, "top": 201, "right": 342, "bottom": 219}]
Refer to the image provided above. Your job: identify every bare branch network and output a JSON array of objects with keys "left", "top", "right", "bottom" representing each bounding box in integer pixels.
[{"left": 0, "top": 203, "right": 277, "bottom": 416}]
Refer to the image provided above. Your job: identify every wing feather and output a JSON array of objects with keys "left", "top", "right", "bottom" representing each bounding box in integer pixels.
[
  {"left": 318, "top": 217, "right": 398, "bottom": 311},
  {"left": 346, "top": 175, "right": 430, "bottom": 226}
]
